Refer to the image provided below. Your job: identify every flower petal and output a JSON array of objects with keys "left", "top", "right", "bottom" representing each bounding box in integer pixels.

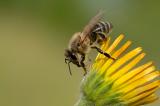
[
  {"left": 104, "top": 47, "right": 142, "bottom": 78},
  {"left": 106, "top": 34, "right": 124, "bottom": 53},
  {"left": 122, "top": 80, "right": 160, "bottom": 100},
  {"left": 112, "top": 61, "right": 153, "bottom": 88},
  {"left": 130, "top": 94, "right": 158, "bottom": 106},
  {"left": 98, "top": 40, "right": 131, "bottom": 74},
  {"left": 119, "top": 71, "right": 160, "bottom": 93},
  {"left": 123, "top": 66, "right": 156, "bottom": 87},
  {"left": 109, "top": 53, "right": 145, "bottom": 81},
  {"left": 126, "top": 87, "right": 159, "bottom": 104}
]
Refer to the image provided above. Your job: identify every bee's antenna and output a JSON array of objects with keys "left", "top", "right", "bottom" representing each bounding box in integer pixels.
[
  {"left": 67, "top": 61, "right": 72, "bottom": 76},
  {"left": 65, "top": 58, "right": 72, "bottom": 75}
]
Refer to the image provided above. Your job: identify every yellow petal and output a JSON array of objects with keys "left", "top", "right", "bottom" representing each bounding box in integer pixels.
[
  {"left": 122, "top": 80, "right": 160, "bottom": 100},
  {"left": 130, "top": 94, "right": 158, "bottom": 106},
  {"left": 112, "top": 41, "right": 132, "bottom": 58},
  {"left": 105, "top": 47, "right": 142, "bottom": 78},
  {"left": 98, "top": 40, "right": 131, "bottom": 74},
  {"left": 109, "top": 53, "right": 145, "bottom": 81},
  {"left": 112, "top": 61, "right": 153, "bottom": 88},
  {"left": 101, "top": 37, "right": 110, "bottom": 52},
  {"left": 119, "top": 71, "right": 160, "bottom": 93},
  {"left": 126, "top": 88, "right": 158, "bottom": 104},
  {"left": 124, "top": 66, "right": 156, "bottom": 86},
  {"left": 106, "top": 34, "right": 124, "bottom": 53}
]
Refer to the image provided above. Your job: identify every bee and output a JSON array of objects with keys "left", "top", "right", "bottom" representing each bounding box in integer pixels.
[{"left": 64, "top": 11, "right": 115, "bottom": 76}]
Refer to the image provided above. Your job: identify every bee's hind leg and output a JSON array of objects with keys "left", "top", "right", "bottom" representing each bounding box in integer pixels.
[
  {"left": 91, "top": 46, "right": 115, "bottom": 60},
  {"left": 80, "top": 54, "right": 87, "bottom": 76}
]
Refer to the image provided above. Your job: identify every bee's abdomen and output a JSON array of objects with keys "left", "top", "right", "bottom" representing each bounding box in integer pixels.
[
  {"left": 89, "top": 21, "right": 113, "bottom": 44},
  {"left": 92, "top": 21, "right": 113, "bottom": 34}
]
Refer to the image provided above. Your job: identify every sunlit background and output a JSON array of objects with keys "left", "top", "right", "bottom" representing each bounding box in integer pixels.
[{"left": 0, "top": 0, "right": 159, "bottom": 106}]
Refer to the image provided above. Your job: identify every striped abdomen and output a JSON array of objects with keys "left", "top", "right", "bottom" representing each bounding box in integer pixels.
[
  {"left": 90, "top": 21, "right": 113, "bottom": 43},
  {"left": 93, "top": 21, "right": 113, "bottom": 35}
]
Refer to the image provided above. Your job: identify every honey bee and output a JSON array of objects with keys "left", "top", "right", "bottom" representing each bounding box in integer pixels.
[{"left": 64, "top": 11, "right": 115, "bottom": 75}]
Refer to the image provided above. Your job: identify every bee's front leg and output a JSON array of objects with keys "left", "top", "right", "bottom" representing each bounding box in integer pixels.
[
  {"left": 80, "top": 54, "right": 87, "bottom": 76},
  {"left": 91, "top": 46, "right": 115, "bottom": 60}
]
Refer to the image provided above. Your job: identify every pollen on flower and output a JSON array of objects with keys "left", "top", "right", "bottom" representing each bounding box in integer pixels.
[{"left": 76, "top": 34, "right": 160, "bottom": 106}]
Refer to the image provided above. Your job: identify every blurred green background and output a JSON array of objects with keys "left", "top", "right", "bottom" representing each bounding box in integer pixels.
[{"left": 0, "top": 0, "right": 159, "bottom": 106}]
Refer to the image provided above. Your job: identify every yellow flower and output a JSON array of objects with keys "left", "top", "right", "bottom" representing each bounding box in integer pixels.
[{"left": 75, "top": 34, "right": 160, "bottom": 106}]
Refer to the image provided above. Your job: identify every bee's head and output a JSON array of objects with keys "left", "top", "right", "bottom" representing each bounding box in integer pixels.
[
  {"left": 64, "top": 49, "right": 80, "bottom": 75},
  {"left": 64, "top": 49, "right": 80, "bottom": 66}
]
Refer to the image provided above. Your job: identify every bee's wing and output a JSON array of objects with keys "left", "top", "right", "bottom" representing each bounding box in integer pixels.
[{"left": 81, "top": 11, "right": 104, "bottom": 42}]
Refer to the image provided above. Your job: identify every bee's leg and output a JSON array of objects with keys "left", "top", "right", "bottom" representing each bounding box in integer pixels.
[
  {"left": 91, "top": 46, "right": 115, "bottom": 60},
  {"left": 80, "top": 54, "right": 87, "bottom": 76}
]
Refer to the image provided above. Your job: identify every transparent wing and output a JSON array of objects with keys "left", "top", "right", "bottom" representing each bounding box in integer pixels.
[{"left": 81, "top": 11, "right": 104, "bottom": 42}]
